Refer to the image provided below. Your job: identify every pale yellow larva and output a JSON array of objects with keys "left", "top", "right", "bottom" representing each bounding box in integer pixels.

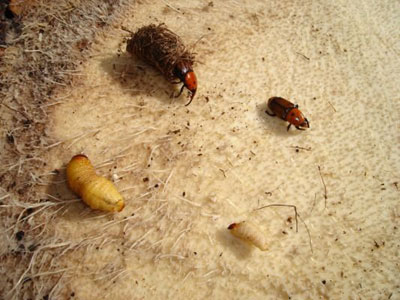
[
  {"left": 228, "top": 221, "right": 268, "bottom": 251},
  {"left": 66, "top": 154, "right": 125, "bottom": 212}
]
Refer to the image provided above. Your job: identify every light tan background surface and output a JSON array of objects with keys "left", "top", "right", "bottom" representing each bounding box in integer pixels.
[{"left": 1, "top": 0, "right": 399, "bottom": 299}]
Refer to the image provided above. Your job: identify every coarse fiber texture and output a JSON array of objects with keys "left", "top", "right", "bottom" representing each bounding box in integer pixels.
[{"left": 0, "top": 0, "right": 399, "bottom": 299}]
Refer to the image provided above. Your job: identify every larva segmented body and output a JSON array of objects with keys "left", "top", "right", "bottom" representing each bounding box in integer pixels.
[
  {"left": 228, "top": 221, "right": 268, "bottom": 251},
  {"left": 66, "top": 154, "right": 125, "bottom": 212}
]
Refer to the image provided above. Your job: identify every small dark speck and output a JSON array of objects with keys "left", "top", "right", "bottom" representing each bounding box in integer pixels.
[
  {"left": 28, "top": 244, "right": 39, "bottom": 252},
  {"left": 143, "top": 177, "right": 149, "bottom": 182},
  {"left": 207, "top": 27, "right": 211, "bottom": 30},
  {"left": 262, "top": 57, "right": 265, "bottom": 61},
  {"left": 393, "top": 182, "right": 398, "bottom": 190},
  {"left": 70, "top": 292, "right": 75, "bottom": 297},
  {"left": 43, "top": 295, "right": 49, "bottom": 300},
  {"left": 6, "top": 133, "right": 14, "bottom": 144},
  {"left": 154, "top": 184, "right": 159, "bottom": 188},
  {"left": 322, "top": 280, "right": 326, "bottom": 285},
  {"left": 182, "top": 191, "right": 186, "bottom": 197},
  {"left": 16, "top": 231, "right": 25, "bottom": 241},
  {"left": 219, "top": 252, "right": 223, "bottom": 257},
  {"left": 194, "top": 251, "right": 197, "bottom": 255}
]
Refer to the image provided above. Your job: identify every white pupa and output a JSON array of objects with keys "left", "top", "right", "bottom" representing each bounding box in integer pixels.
[{"left": 228, "top": 221, "right": 268, "bottom": 251}]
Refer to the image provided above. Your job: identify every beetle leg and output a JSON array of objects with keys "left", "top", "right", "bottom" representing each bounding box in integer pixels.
[
  {"left": 265, "top": 110, "right": 276, "bottom": 117},
  {"left": 173, "top": 84, "right": 185, "bottom": 98},
  {"left": 295, "top": 126, "right": 306, "bottom": 131},
  {"left": 287, "top": 123, "right": 292, "bottom": 131},
  {"left": 305, "top": 118, "right": 310, "bottom": 128},
  {"left": 171, "top": 80, "right": 181, "bottom": 84}
]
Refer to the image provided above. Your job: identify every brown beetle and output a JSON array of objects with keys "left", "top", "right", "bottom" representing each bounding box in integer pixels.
[{"left": 265, "top": 97, "right": 310, "bottom": 131}]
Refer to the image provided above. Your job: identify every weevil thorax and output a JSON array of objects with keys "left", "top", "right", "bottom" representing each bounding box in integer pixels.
[
  {"left": 174, "top": 61, "right": 197, "bottom": 97},
  {"left": 286, "top": 108, "right": 309, "bottom": 128}
]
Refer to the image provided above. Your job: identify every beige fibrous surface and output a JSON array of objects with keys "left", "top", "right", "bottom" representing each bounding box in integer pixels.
[{"left": 1, "top": 0, "right": 399, "bottom": 299}]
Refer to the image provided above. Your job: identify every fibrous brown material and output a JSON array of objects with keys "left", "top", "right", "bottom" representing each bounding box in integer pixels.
[{"left": 126, "top": 24, "right": 194, "bottom": 83}]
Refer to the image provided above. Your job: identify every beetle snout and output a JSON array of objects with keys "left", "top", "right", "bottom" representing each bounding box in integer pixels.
[{"left": 302, "top": 118, "right": 310, "bottom": 128}]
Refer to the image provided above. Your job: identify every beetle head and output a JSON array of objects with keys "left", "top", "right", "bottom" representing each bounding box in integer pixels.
[
  {"left": 175, "top": 61, "right": 197, "bottom": 105},
  {"left": 227, "top": 223, "right": 238, "bottom": 230},
  {"left": 183, "top": 71, "right": 197, "bottom": 106},
  {"left": 287, "top": 108, "right": 309, "bottom": 129}
]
